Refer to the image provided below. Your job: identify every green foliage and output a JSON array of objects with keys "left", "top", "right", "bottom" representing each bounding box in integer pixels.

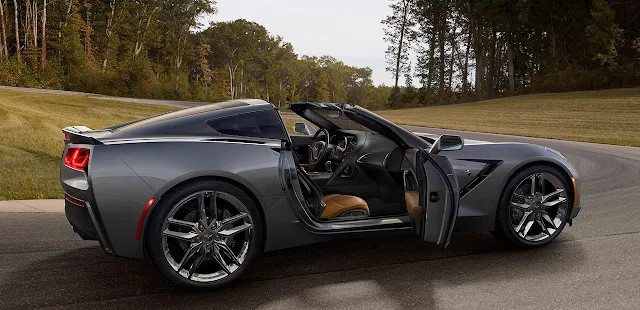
[
  {"left": 0, "top": 57, "right": 63, "bottom": 89},
  {"left": 384, "top": 0, "right": 640, "bottom": 106},
  {"left": 585, "top": 0, "right": 624, "bottom": 67},
  {"left": 1, "top": 0, "right": 384, "bottom": 109}
]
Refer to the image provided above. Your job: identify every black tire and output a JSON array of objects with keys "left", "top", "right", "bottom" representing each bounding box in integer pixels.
[
  {"left": 146, "top": 180, "right": 265, "bottom": 290},
  {"left": 494, "top": 165, "right": 570, "bottom": 248}
]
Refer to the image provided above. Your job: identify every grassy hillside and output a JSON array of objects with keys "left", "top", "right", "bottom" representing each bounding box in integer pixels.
[
  {"left": 379, "top": 88, "right": 640, "bottom": 147},
  {"left": 1, "top": 88, "right": 639, "bottom": 200},
  {"left": 0, "top": 90, "right": 178, "bottom": 200},
  {"left": 0, "top": 89, "right": 307, "bottom": 200}
]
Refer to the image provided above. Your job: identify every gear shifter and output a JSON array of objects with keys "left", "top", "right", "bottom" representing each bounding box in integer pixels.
[{"left": 325, "top": 161, "right": 333, "bottom": 173}]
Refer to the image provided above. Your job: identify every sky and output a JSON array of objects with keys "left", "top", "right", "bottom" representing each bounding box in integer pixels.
[{"left": 204, "top": 0, "right": 395, "bottom": 86}]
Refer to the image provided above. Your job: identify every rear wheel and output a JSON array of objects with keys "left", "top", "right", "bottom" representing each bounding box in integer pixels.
[
  {"left": 146, "top": 180, "right": 264, "bottom": 290},
  {"left": 494, "top": 165, "right": 571, "bottom": 248}
]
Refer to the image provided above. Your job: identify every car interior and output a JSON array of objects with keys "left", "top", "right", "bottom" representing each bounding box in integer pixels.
[{"left": 287, "top": 105, "right": 412, "bottom": 221}]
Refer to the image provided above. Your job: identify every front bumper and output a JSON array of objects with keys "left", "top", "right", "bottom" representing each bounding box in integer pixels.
[{"left": 569, "top": 204, "right": 581, "bottom": 220}]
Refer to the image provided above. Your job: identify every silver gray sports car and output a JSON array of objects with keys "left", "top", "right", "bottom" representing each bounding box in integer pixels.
[{"left": 60, "top": 99, "right": 581, "bottom": 290}]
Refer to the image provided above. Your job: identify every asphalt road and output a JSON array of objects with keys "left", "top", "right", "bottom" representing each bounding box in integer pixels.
[{"left": 2, "top": 128, "right": 640, "bottom": 309}]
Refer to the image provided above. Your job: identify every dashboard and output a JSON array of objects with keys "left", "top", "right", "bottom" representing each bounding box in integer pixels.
[{"left": 329, "top": 133, "right": 358, "bottom": 162}]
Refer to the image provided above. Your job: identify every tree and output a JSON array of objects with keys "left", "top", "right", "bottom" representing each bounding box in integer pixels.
[
  {"left": 197, "top": 43, "right": 212, "bottom": 100},
  {"left": 0, "top": 0, "right": 7, "bottom": 57},
  {"left": 383, "top": 0, "right": 415, "bottom": 90},
  {"left": 586, "top": 0, "right": 623, "bottom": 67},
  {"left": 12, "top": 0, "right": 19, "bottom": 62},
  {"left": 41, "top": 0, "right": 47, "bottom": 67}
]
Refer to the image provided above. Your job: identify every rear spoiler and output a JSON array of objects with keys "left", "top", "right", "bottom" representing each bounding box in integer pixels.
[{"left": 62, "top": 126, "right": 103, "bottom": 145}]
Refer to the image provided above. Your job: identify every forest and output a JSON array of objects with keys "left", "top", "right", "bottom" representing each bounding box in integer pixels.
[
  {"left": 384, "top": 0, "right": 640, "bottom": 107},
  {"left": 0, "top": 0, "right": 638, "bottom": 110}
]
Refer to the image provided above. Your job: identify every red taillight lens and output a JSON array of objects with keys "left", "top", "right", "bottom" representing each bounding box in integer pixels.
[
  {"left": 64, "top": 147, "right": 90, "bottom": 171},
  {"left": 64, "top": 133, "right": 70, "bottom": 140}
]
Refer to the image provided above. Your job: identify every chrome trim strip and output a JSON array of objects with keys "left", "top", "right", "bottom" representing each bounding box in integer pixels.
[
  {"left": 328, "top": 216, "right": 407, "bottom": 230},
  {"left": 103, "top": 137, "right": 281, "bottom": 147},
  {"left": 356, "top": 153, "right": 371, "bottom": 164},
  {"left": 85, "top": 201, "right": 113, "bottom": 254},
  {"left": 382, "top": 152, "right": 392, "bottom": 166}
]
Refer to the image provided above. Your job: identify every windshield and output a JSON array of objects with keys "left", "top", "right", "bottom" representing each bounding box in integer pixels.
[{"left": 309, "top": 107, "right": 372, "bottom": 132}]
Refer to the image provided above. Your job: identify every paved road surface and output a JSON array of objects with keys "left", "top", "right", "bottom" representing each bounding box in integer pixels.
[{"left": 2, "top": 124, "right": 640, "bottom": 308}]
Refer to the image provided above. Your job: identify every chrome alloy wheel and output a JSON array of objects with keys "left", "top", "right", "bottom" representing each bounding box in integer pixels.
[
  {"left": 161, "top": 191, "right": 253, "bottom": 282},
  {"left": 509, "top": 172, "right": 569, "bottom": 242}
]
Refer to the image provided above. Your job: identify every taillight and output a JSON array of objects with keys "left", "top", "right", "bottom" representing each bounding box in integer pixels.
[
  {"left": 64, "top": 133, "right": 70, "bottom": 141},
  {"left": 64, "top": 147, "right": 90, "bottom": 171}
]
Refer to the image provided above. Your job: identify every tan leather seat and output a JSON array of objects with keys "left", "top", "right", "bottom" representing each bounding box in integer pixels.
[
  {"left": 405, "top": 191, "right": 421, "bottom": 218},
  {"left": 320, "top": 194, "right": 370, "bottom": 219}
]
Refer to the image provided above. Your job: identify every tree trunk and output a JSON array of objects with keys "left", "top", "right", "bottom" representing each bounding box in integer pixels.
[
  {"left": 394, "top": 0, "right": 409, "bottom": 89},
  {"left": 506, "top": 18, "right": 515, "bottom": 95},
  {"left": 278, "top": 81, "right": 283, "bottom": 108},
  {"left": 25, "top": 0, "right": 30, "bottom": 49},
  {"left": 102, "top": 0, "right": 115, "bottom": 71},
  {"left": 462, "top": 33, "right": 470, "bottom": 97},
  {"left": 41, "top": 0, "right": 46, "bottom": 67},
  {"left": 227, "top": 64, "right": 237, "bottom": 100},
  {"left": 133, "top": 5, "right": 156, "bottom": 58},
  {"left": 473, "top": 20, "right": 484, "bottom": 102},
  {"left": 0, "top": 0, "right": 8, "bottom": 57},
  {"left": 447, "top": 33, "right": 455, "bottom": 95},
  {"left": 487, "top": 24, "right": 496, "bottom": 99},
  {"left": 426, "top": 35, "right": 435, "bottom": 92},
  {"left": 437, "top": 16, "right": 446, "bottom": 102},
  {"left": 240, "top": 60, "right": 244, "bottom": 98},
  {"left": 474, "top": 51, "right": 484, "bottom": 102},
  {"left": 12, "top": 0, "right": 19, "bottom": 62},
  {"left": 265, "top": 79, "right": 270, "bottom": 102},
  {"left": 32, "top": 0, "right": 37, "bottom": 48}
]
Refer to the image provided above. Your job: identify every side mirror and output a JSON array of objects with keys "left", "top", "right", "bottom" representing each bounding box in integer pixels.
[
  {"left": 293, "top": 122, "right": 316, "bottom": 136},
  {"left": 429, "top": 134, "right": 464, "bottom": 154}
]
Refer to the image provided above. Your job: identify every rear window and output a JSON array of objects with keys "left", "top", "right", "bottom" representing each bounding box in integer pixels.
[
  {"left": 111, "top": 100, "right": 247, "bottom": 132},
  {"left": 207, "top": 110, "right": 287, "bottom": 140}
]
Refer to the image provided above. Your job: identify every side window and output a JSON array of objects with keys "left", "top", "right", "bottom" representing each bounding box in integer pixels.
[{"left": 207, "top": 110, "right": 288, "bottom": 140}]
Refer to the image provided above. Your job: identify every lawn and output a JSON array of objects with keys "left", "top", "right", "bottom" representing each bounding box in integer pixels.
[
  {"left": 1, "top": 87, "right": 639, "bottom": 200},
  {"left": 378, "top": 88, "right": 640, "bottom": 147},
  {"left": 0, "top": 89, "right": 309, "bottom": 200},
  {"left": 0, "top": 90, "right": 178, "bottom": 200}
]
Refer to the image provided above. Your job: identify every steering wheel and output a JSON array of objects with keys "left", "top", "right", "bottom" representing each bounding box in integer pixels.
[{"left": 309, "top": 128, "right": 330, "bottom": 165}]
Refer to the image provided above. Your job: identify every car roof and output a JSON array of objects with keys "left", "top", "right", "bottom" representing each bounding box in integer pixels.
[{"left": 95, "top": 99, "right": 276, "bottom": 140}]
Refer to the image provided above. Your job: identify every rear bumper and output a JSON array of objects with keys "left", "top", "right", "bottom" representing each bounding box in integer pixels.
[{"left": 64, "top": 196, "right": 113, "bottom": 255}]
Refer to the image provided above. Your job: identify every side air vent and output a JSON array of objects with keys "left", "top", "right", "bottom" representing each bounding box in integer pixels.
[
  {"left": 459, "top": 160, "right": 503, "bottom": 198},
  {"left": 356, "top": 153, "right": 371, "bottom": 164}
]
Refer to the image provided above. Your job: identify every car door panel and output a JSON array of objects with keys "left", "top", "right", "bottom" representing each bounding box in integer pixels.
[{"left": 403, "top": 148, "right": 460, "bottom": 248}]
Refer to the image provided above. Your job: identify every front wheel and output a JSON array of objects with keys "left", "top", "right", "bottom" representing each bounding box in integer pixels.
[
  {"left": 146, "top": 180, "right": 264, "bottom": 290},
  {"left": 493, "top": 165, "right": 571, "bottom": 248}
]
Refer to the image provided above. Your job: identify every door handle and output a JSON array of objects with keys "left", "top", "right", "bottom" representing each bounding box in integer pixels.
[{"left": 429, "top": 192, "right": 440, "bottom": 203}]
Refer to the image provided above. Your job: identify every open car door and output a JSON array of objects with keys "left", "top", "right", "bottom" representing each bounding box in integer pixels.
[{"left": 403, "top": 148, "right": 460, "bottom": 248}]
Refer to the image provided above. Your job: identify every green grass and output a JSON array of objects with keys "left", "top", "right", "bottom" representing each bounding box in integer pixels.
[
  {"left": 378, "top": 88, "right": 640, "bottom": 147},
  {"left": 0, "top": 89, "right": 311, "bottom": 200},
  {"left": 1, "top": 87, "right": 639, "bottom": 200},
  {"left": 0, "top": 90, "right": 179, "bottom": 200}
]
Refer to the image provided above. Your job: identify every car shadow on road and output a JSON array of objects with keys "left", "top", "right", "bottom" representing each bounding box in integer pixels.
[{"left": 0, "top": 232, "right": 587, "bottom": 309}]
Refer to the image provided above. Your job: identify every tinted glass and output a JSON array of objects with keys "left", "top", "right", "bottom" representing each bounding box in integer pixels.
[
  {"left": 111, "top": 100, "right": 247, "bottom": 132},
  {"left": 207, "top": 110, "right": 287, "bottom": 140},
  {"left": 311, "top": 108, "right": 372, "bottom": 132}
]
